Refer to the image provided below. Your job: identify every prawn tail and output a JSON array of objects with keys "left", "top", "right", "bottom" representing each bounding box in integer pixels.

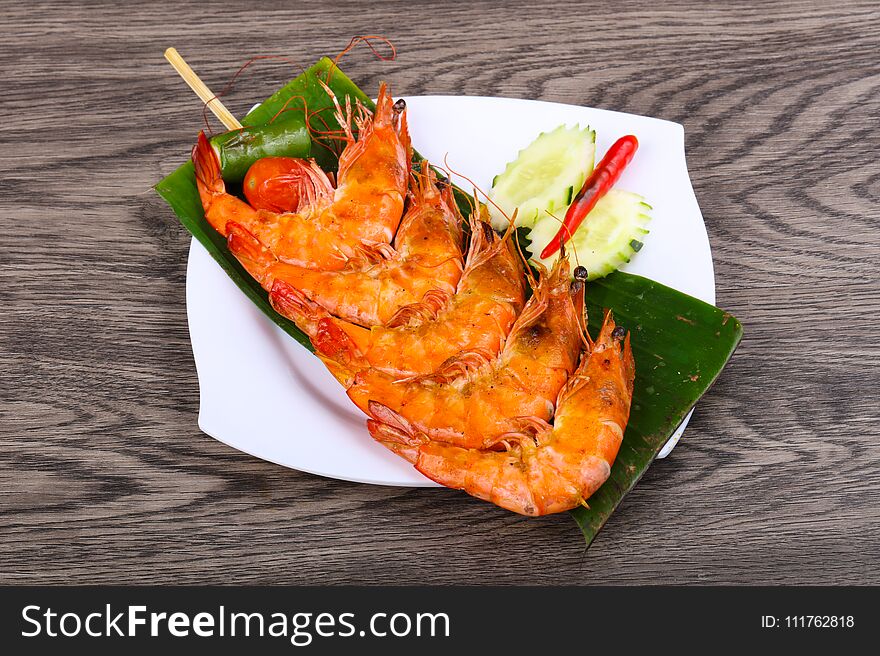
[
  {"left": 366, "top": 417, "right": 420, "bottom": 463},
  {"left": 269, "top": 281, "right": 368, "bottom": 377},
  {"left": 226, "top": 222, "right": 276, "bottom": 287},
  {"left": 366, "top": 401, "right": 427, "bottom": 463},
  {"left": 191, "top": 131, "right": 224, "bottom": 195},
  {"left": 268, "top": 280, "right": 327, "bottom": 337},
  {"left": 312, "top": 317, "right": 367, "bottom": 369}
]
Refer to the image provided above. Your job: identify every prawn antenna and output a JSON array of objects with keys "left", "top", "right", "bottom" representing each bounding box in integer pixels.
[
  {"left": 326, "top": 36, "right": 397, "bottom": 84},
  {"left": 438, "top": 154, "right": 544, "bottom": 289},
  {"left": 542, "top": 209, "right": 582, "bottom": 270}
]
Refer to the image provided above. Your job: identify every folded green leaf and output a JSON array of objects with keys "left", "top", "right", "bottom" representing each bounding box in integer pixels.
[
  {"left": 155, "top": 58, "right": 742, "bottom": 547},
  {"left": 572, "top": 273, "right": 742, "bottom": 543}
]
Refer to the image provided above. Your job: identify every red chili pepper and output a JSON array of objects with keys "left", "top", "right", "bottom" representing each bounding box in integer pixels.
[{"left": 540, "top": 134, "right": 639, "bottom": 259}]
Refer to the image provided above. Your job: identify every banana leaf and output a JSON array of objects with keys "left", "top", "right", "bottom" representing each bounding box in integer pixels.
[
  {"left": 573, "top": 273, "right": 741, "bottom": 541},
  {"left": 155, "top": 58, "right": 742, "bottom": 546}
]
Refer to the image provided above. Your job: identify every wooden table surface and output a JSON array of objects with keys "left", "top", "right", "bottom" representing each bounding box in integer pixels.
[{"left": 1, "top": 0, "right": 878, "bottom": 585}]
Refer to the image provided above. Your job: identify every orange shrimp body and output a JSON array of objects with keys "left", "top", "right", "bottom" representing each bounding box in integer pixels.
[
  {"left": 269, "top": 217, "right": 526, "bottom": 379},
  {"left": 347, "top": 259, "right": 586, "bottom": 449},
  {"left": 369, "top": 311, "right": 635, "bottom": 516},
  {"left": 327, "top": 82, "right": 411, "bottom": 244},
  {"left": 230, "top": 168, "right": 463, "bottom": 327},
  {"left": 192, "top": 84, "right": 410, "bottom": 271}
]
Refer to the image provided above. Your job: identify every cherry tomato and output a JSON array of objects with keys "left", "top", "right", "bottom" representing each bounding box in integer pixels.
[{"left": 243, "top": 157, "right": 310, "bottom": 213}]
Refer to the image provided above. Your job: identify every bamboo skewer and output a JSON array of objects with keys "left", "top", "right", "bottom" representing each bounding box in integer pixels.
[{"left": 164, "top": 47, "right": 243, "bottom": 130}]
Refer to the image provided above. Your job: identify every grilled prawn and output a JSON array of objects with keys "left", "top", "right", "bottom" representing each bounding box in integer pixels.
[
  {"left": 270, "top": 215, "right": 526, "bottom": 378},
  {"left": 346, "top": 258, "right": 586, "bottom": 449},
  {"left": 369, "top": 311, "right": 635, "bottom": 516},
  {"left": 192, "top": 84, "right": 411, "bottom": 271},
  {"left": 228, "top": 167, "right": 464, "bottom": 327}
]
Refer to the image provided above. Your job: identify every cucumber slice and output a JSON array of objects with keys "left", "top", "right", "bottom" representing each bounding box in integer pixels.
[
  {"left": 488, "top": 125, "right": 596, "bottom": 231},
  {"left": 527, "top": 189, "right": 651, "bottom": 280}
]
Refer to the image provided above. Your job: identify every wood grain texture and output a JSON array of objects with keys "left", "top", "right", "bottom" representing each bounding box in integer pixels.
[{"left": 1, "top": 0, "right": 878, "bottom": 585}]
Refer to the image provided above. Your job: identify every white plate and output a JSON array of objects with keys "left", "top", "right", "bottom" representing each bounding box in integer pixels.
[{"left": 186, "top": 95, "right": 715, "bottom": 486}]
